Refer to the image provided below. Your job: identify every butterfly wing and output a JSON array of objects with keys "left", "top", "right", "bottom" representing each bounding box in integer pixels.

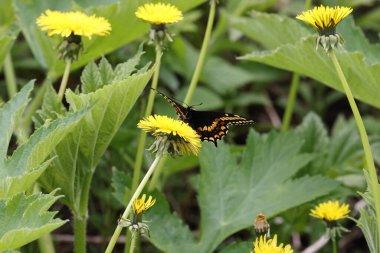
[
  {"left": 154, "top": 90, "right": 255, "bottom": 147},
  {"left": 188, "top": 110, "right": 255, "bottom": 146}
]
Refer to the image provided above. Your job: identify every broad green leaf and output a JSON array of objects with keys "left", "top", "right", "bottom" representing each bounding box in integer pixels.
[
  {"left": 148, "top": 130, "right": 338, "bottom": 253},
  {"left": 235, "top": 12, "right": 380, "bottom": 108},
  {"left": 39, "top": 54, "right": 154, "bottom": 212},
  {"left": 13, "top": 0, "right": 207, "bottom": 78},
  {"left": 0, "top": 82, "right": 87, "bottom": 199},
  {"left": 0, "top": 191, "right": 66, "bottom": 251}
]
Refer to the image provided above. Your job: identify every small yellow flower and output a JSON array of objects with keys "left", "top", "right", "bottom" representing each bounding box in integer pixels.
[
  {"left": 253, "top": 235, "right": 293, "bottom": 253},
  {"left": 296, "top": 5, "right": 352, "bottom": 33},
  {"left": 135, "top": 3, "right": 183, "bottom": 25},
  {"left": 132, "top": 194, "right": 156, "bottom": 215},
  {"left": 310, "top": 200, "right": 350, "bottom": 221},
  {"left": 36, "top": 10, "right": 111, "bottom": 40},
  {"left": 138, "top": 115, "right": 201, "bottom": 156}
]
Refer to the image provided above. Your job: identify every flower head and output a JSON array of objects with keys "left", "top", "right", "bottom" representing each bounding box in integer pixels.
[
  {"left": 37, "top": 10, "right": 111, "bottom": 40},
  {"left": 135, "top": 3, "right": 183, "bottom": 25},
  {"left": 132, "top": 194, "right": 156, "bottom": 216},
  {"left": 118, "top": 194, "right": 156, "bottom": 237},
  {"left": 296, "top": 5, "right": 352, "bottom": 52},
  {"left": 310, "top": 200, "right": 350, "bottom": 222},
  {"left": 138, "top": 115, "right": 201, "bottom": 156},
  {"left": 253, "top": 235, "right": 293, "bottom": 253}
]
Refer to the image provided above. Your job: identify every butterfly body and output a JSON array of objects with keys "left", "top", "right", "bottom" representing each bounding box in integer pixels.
[{"left": 155, "top": 90, "right": 255, "bottom": 146}]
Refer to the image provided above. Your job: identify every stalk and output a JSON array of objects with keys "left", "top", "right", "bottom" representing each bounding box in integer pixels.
[
  {"left": 281, "top": 0, "right": 313, "bottom": 131},
  {"left": 58, "top": 59, "right": 72, "bottom": 101},
  {"left": 105, "top": 154, "right": 163, "bottom": 253},
  {"left": 329, "top": 50, "right": 380, "bottom": 248},
  {"left": 281, "top": 74, "right": 299, "bottom": 131},
  {"left": 73, "top": 172, "right": 94, "bottom": 253},
  {"left": 332, "top": 239, "right": 337, "bottom": 253},
  {"left": 4, "top": 53, "right": 17, "bottom": 98},
  {"left": 183, "top": 0, "right": 217, "bottom": 105},
  {"left": 74, "top": 215, "right": 87, "bottom": 253},
  {"left": 129, "top": 232, "right": 138, "bottom": 253},
  {"left": 131, "top": 46, "right": 162, "bottom": 192}
]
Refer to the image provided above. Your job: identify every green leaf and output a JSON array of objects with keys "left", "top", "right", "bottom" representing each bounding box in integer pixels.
[
  {"left": 39, "top": 54, "right": 154, "bottom": 212},
  {"left": 295, "top": 113, "right": 329, "bottom": 173},
  {"left": 0, "top": 82, "right": 33, "bottom": 162},
  {"left": 0, "top": 82, "right": 88, "bottom": 199},
  {"left": 81, "top": 61, "right": 102, "bottom": 94},
  {"left": 148, "top": 130, "right": 339, "bottom": 253},
  {"left": 98, "top": 57, "right": 114, "bottom": 85},
  {"left": 33, "top": 84, "right": 67, "bottom": 128},
  {"left": 13, "top": 0, "right": 207, "bottom": 78},
  {"left": 0, "top": 191, "right": 66, "bottom": 251},
  {"left": 236, "top": 12, "right": 380, "bottom": 108},
  {"left": 356, "top": 171, "right": 379, "bottom": 253},
  {"left": 147, "top": 192, "right": 196, "bottom": 252},
  {"left": 113, "top": 45, "right": 144, "bottom": 82}
]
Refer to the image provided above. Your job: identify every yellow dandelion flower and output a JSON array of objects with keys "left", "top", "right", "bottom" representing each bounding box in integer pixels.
[
  {"left": 296, "top": 5, "right": 352, "bottom": 51},
  {"left": 36, "top": 10, "right": 111, "bottom": 40},
  {"left": 138, "top": 114, "right": 201, "bottom": 156},
  {"left": 296, "top": 5, "right": 352, "bottom": 34},
  {"left": 310, "top": 200, "right": 350, "bottom": 221},
  {"left": 253, "top": 235, "right": 293, "bottom": 253},
  {"left": 135, "top": 3, "right": 183, "bottom": 25},
  {"left": 132, "top": 194, "right": 156, "bottom": 215}
]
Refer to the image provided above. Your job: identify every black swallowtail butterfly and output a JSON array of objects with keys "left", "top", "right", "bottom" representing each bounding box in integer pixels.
[{"left": 155, "top": 90, "right": 255, "bottom": 147}]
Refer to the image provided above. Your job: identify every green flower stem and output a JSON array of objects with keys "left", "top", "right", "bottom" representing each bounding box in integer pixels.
[
  {"left": 281, "top": 0, "right": 312, "bottom": 132},
  {"left": 305, "top": 0, "right": 312, "bottom": 10},
  {"left": 332, "top": 239, "right": 337, "bottom": 253},
  {"left": 105, "top": 154, "right": 163, "bottom": 253},
  {"left": 58, "top": 59, "right": 72, "bottom": 101},
  {"left": 38, "top": 233, "right": 56, "bottom": 253},
  {"left": 4, "top": 53, "right": 17, "bottom": 99},
  {"left": 129, "top": 232, "right": 138, "bottom": 253},
  {"left": 183, "top": 0, "right": 216, "bottom": 105},
  {"left": 329, "top": 50, "right": 380, "bottom": 247},
  {"left": 131, "top": 46, "right": 162, "bottom": 193},
  {"left": 281, "top": 73, "right": 299, "bottom": 131},
  {"left": 148, "top": 155, "right": 167, "bottom": 191}
]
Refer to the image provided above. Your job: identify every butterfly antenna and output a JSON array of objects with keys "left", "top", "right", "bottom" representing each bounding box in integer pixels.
[{"left": 152, "top": 88, "right": 189, "bottom": 106}]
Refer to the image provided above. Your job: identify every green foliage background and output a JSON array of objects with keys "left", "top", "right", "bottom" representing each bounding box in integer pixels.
[{"left": 1, "top": 0, "right": 380, "bottom": 252}]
